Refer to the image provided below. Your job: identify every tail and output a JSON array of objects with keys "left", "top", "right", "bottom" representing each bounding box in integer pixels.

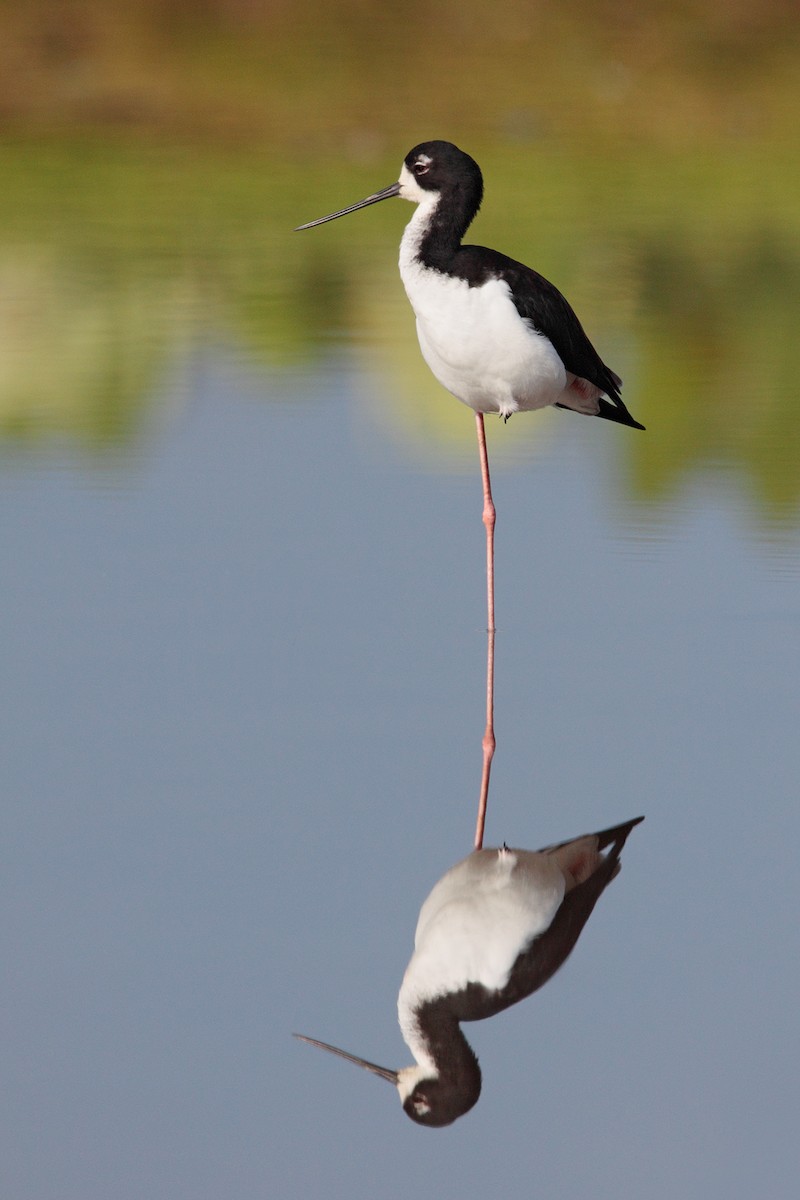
[
  {"left": 593, "top": 815, "right": 645, "bottom": 853},
  {"left": 556, "top": 394, "right": 644, "bottom": 430},
  {"left": 543, "top": 816, "right": 643, "bottom": 885},
  {"left": 592, "top": 815, "right": 645, "bottom": 881},
  {"left": 556, "top": 371, "right": 645, "bottom": 430},
  {"left": 499, "top": 815, "right": 644, "bottom": 1009},
  {"left": 595, "top": 396, "right": 646, "bottom": 431},
  {"left": 541, "top": 815, "right": 644, "bottom": 857}
]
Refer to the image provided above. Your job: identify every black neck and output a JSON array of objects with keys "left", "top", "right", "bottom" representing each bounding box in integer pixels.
[
  {"left": 417, "top": 185, "right": 482, "bottom": 271},
  {"left": 415, "top": 1000, "right": 482, "bottom": 1121}
]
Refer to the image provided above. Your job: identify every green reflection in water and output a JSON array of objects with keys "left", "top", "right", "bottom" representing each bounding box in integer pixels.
[{"left": 0, "top": 132, "right": 798, "bottom": 521}]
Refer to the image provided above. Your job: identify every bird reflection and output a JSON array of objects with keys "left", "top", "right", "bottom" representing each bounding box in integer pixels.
[{"left": 296, "top": 816, "right": 643, "bottom": 1126}]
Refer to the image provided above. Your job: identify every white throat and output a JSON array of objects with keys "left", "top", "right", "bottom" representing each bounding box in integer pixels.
[
  {"left": 396, "top": 1063, "right": 437, "bottom": 1104},
  {"left": 397, "top": 162, "right": 435, "bottom": 206}
]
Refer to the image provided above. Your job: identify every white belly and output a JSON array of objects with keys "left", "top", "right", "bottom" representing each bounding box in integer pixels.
[
  {"left": 401, "top": 262, "right": 568, "bottom": 418},
  {"left": 397, "top": 847, "right": 565, "bottom": 1062}
]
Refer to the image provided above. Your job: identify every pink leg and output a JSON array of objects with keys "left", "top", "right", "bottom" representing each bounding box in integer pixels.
[
  {"left": 475, "top": 413, "right": 496, "bottom": 635},
  {"left": 474, "top": 413, "right": 496, "bottom": 850}
]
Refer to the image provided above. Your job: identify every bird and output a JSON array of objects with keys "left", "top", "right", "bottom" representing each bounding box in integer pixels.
[
  {"left": 296, "top": 140, "right": 645, "bottom": 633},
  {"left": 297, "top": 145, "right": 644, "bottom": 850},
  {"left": 295, "top": 815, "right": 643, "bottom": 1127}
]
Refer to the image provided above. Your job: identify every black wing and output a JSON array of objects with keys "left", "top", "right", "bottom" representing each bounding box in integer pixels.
[
  {"left": 454, "top": 245, "right": 644, "bottom": 430},
  {"left": 447, "top": 817, "right": 644, "bottom": 1023}
]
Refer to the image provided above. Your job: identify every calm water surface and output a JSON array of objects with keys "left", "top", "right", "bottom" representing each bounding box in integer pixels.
[{"left": 2, "top": 138, "right": 799, "bottom": 1200}]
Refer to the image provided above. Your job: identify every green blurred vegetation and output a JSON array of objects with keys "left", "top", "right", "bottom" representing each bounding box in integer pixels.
[
  {"left": 2, "top": 1, "right": 798, "bottom": 147},
  {"left": 0, "top": 1, "right": 798, "bottom": 518}
]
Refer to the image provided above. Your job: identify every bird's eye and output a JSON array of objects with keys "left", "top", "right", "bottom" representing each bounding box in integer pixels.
[{"left": 414, "top": 161, "right": 430, "bottom": 175}]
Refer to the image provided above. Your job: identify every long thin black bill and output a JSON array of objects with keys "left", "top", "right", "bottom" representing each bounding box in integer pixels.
[
  {"left": 295, "top": 182, "right": 401, "bottom": 230},
  {"left": 293, "top": 1033, "right": 398, "bottom": 1084}
]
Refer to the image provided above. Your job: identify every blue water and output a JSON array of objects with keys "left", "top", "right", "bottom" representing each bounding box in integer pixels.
[{"left": 3, "top": 333, "right": 799, "bottom": 1197}]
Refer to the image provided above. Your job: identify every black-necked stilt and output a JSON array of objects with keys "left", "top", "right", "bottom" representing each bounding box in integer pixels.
[
  {"left": 295, "top": 815, "right": 643, "bottom": 1127},
  {"left": 297, "top": 143, "right": 644, "bottom": 847}
]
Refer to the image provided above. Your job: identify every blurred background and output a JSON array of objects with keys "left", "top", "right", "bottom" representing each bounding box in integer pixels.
[{"left": 2, "top": 3, "right": 800, "bottom": 1198}]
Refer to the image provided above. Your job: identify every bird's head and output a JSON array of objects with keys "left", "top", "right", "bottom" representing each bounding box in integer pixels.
[
  {"left": 293, "top": 1034, "right": 480, "bottom": 1128},
  {"left": 397, "top": 1063, "right": 481, "bottom": 1127},
  {"left": 294, "top": 140, "right": 482, "bottom": 230},
  {"left": 398, "top": 141, "right": 483, "bottom": 213}
]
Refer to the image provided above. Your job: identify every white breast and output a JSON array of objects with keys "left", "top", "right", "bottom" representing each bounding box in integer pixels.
[
  {"left": 398, "top": 215, "right": 567, "bottom": 418},
  {"left": 398, "top": 848, "right": 565, "bottom": 1046}
]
